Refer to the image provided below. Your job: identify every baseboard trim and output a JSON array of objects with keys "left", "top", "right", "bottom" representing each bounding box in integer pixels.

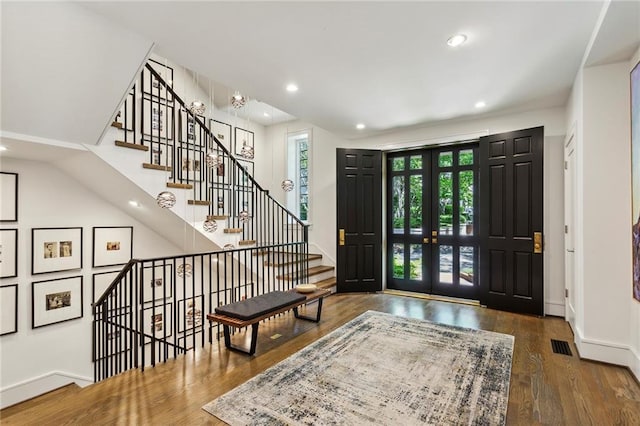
[
  {"left": 573, "top": 325, "right": 632, "bottom": 368},
  {"left": 544, "top": 301, "right": 565, "bottom": 317},
  {"left": 630, "top": 345, "right": 640, "bottom": 382},
  {"left": 0, "top": 371, "right": 93, "bottom": 410}
]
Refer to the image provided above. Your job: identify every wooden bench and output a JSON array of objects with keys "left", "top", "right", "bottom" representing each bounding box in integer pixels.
[{"left": 206, "top": 288, "right": 331, "bottom": 355}]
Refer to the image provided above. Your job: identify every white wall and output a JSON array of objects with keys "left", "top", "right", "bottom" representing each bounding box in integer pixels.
[
  {"left": 629, "top": 47, "right": 640, "bottom": 380},
  {"left": 263, "top": 107, "right": 567, "bottom": 314},
  {"left": 0, "top": 157, "right": 182, "bottom": 408}
]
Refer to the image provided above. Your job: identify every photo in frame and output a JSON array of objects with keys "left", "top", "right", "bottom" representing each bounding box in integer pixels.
[
  {"left": 210, "top": 184, "right": 231, "bottom": 216},
  {"left": 148, "top": 141, "right": 174, "bottom": 176},
  {"left": 177, "top": 296, "right": 204, "bottom": 333},
  {"left": 93, "top": 226, "right": 133, "bottom": 268},
  {"left": 631, "top": 58, "right": 640, "bottom": 302},
  {"left": 235, "top": 189, "right": 254, "bottom": 218},
  {"left": 237, "top": 159, "right": 254, "bottom": 187},
  {"left": 0, "top": 284, "right": 18, "bottom": 336},
  {"left": 234, "top": 127, "right": 255, "bottom": 160},
  {"left": 142, "top": 303, "right": 173, "bottom": 340},
  {"left": 142, "top": 97, "right": 174, "bottom": 141},
  {"left": 211, "top": 120, "right": 232, "bottom": 152},
  {"left": 142, "top": 59, "right": 174, "bottom": 102},
  {"left": 141, "top": 264, "right": 173, "bottom": 303},
  {"left": 177, "top": 147, "right": 204, "bottom": 182},
  {"left": 0, "top": 172, "right": 18, "bottom": 222},
  {"left": 0, "top": 229, "right": 18, "bottom": 278},
  {"left": 209, "top": 155, "right": 231, "bottom": 186},
  {"left": 31, "top": 227, "right": 83, "bottom": 275},
  {"left": 32, "top": 276, "right": 83, "bottom": 329},
  {"left": 180, "top": 109, "right": 205, "bottom": 146}
]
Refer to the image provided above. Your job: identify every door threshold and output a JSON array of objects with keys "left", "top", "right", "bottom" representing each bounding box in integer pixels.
[{"left": 383, "top": 289, "right": 481, "bottom": 307}]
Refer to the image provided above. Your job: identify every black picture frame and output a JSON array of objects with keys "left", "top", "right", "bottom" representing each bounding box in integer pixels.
[
  {"left": 0, "top": 284, "right": 18, "bottom": 336},
  {"left": 177, "top": 296, "right": 204, "bottom": 333},
  {"left": 234, "top": 127, "right": 255, "bottom": 160},
  {"left": 141, "top": 303, "right": 173, "bottom": 341},
  {"left": 180, "top": 109, "right": 205, "bottom": 146},
  {"left": 31, "top": 227, "right": 83, "bottom": 275},
  {"left": 177, "top": 147, "right": 205, "bottom": 183},
  {"left": 92, "top": 226, "right": 134, "bottom": 268},
  {"left": 32, "top": 276, "right": 83, "bottom": 329},
  {"left": 141, "top": 96, "right": 175, "bottom": 142},
  {"left": 0, "top": 229, "right": 18, "bottom": 278},
  {"left": 237, "top": 159, "right": 254, "bottom": 187},
  {"left": 0, "top": 172, "right": 18, "bottom": 222},
  {"left": 210, "top": 184, "right": 231, "bottom": 216},
  {"left": 142, "top": 58, "right": 174, "bottom": 102},
  {"left": 211, "top": 119, "right": 232, "bottom": 153},
  {"left": 141, "top": 264, "right": 173, "bottom": 303}
]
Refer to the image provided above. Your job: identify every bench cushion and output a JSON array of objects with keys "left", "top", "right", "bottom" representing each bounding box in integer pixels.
[{"left": 215, "top": 291, "right": 307, "bottom": 321}]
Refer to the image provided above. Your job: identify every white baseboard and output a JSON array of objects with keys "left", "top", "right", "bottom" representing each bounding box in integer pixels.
[
  {"left": 630, "top": 345, "right": 640, "bottom": 382},
  {"left": 573, "top": 326, "right": 633, "bottom": 367},
  {"left": 544, "top": 300, "right": 565, "bottom": 317},
  {"left": 0, "top": 371, "right": 93, "bottom": 410}
]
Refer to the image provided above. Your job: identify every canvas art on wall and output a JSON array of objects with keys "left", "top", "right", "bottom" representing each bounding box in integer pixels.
[{"left": 632, "top": 59, "right": 640, "bottom": 302}]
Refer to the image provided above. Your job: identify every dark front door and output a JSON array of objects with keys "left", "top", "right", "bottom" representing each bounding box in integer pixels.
[
  {"left": 387, "top": 145, "right": 479, "bottom": 299},
  {"left": 479, "top": 126, "right": 544, "bottom": 315},
  {"left": 336, "top": 149, "right": 382, "bottom": 292}
]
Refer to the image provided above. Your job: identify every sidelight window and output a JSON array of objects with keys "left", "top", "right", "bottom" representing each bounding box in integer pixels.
[{"left": 286, "top": 130, "right": 312, "bottom": 222}]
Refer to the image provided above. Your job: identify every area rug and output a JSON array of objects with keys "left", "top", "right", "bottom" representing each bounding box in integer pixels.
[{"left": 203, "top": 310, "right": 514, "bottom": 425}]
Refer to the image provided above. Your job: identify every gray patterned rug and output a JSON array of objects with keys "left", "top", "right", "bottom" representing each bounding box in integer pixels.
[{"left": 203, "top": 310, "right": 514, "bottom": 425}]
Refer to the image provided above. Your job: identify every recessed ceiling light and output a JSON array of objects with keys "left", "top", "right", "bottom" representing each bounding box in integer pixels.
[
  {"left": 356, "top": 123, "right": 366, "bottom": 130},
  {"left": 0, "top": 146, "right": 7, "bottom": 152},
  {"left": 286, "top": 83, "right": 299, "bottom": 93},
  {"left": 447, "top": 34, "right": 467, "bottom": 47},
  {"left": 129, "top": 200, "right": 140, "bottom": 207},
  {"left": 263, "top": 112, "right": 270, "bottom": 117},
  {"left": 475, "top": 101, "right": 486, "bottom": 108}
]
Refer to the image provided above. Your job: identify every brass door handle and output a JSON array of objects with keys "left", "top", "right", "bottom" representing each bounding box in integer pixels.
[
  {"left": 339, "top": 229, "right": 345, "bottom": 246},
  {"left": 534, "top": 232, "right": 542, "bottom": 254}
]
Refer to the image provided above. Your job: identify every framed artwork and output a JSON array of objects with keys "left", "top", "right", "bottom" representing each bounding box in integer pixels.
[
  {"left": 142, "top": 59, "right": 174, "bottom": 102},
  {"left": 31, "top": 227, "right": 83, "bottom": 275},
  {"left": 235, "top": 190, "right": 254, "bottom": 218},
  {"left": 0, "top": 284, "right": 18, "bottom": 336},
  {"left": 142, "top": 97, "right": 174, "bottom": 141},
  {"left": 92, "top": 271, "right": 120, "bottom": 303},
  {"left": 0, "top": 172, "right": 18, "bottom": 222},
  {"left": 180, "top": 109, "right": 205, "bottom": 146},
  {"left": 234, "top": 127, "right": 255, "bottom": 160},
  {"left": 141, "top": 264, "right": 173, "bottom": 303},
  {"left": 211, "top": 120, "right": 232, "bottom": 152},
  {"left": 93, "top": 226, "right": 133, "bottom": 268},
  {"left": 631, "top": 58, "right": 640, "bottom": 302},
  {"left": 237, "top": 159, "right": 254, "bottom": 187},
  {"left": 178, "top": 147, "right": 204, "bottom": 182},
  {"left": 142, "top": 303, "right": 173, "bottom": 339},
  {"left": 210, "top": 184, "right": 231, "bottom": 216},
  {"left": 32, "top": 276, "right": 83, "bottom": 329},
  {"left": 0, "top": 229, "right": 18, "bottom": 278},
  {"left": 177, "top": 296, "right": 203, "bottom": 333},
  {"left": 209, "top": 156, "right": 231, "bottom": 186},
  {"left": 148, "top": 141, "right": 174, "bottom": 176}
]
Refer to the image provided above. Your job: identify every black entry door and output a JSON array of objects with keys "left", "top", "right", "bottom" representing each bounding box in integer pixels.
[
  {"left": 479, "top": 126, "right": 544, "bottom": 315},
  {"left": 336, "top": 149, "right": 382, "bottom": 292}
]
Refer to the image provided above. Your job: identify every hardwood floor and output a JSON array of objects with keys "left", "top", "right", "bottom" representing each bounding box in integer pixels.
[{"left": 2, "top": 293, "right": 639, "bottom": 425}]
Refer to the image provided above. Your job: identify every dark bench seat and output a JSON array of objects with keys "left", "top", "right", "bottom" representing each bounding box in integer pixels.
[{"left": 207, "top": 288, "right": 330, "bottom": 355}]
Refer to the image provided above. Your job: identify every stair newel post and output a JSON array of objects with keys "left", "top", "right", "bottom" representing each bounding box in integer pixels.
[{"left": 303, "top": 225, "right": 310, "bottom": 282}]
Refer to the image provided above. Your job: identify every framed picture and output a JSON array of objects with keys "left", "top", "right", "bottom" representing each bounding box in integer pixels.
[
  {"left": 31, "top": 227, "right": 83, "bottom": 275},
  {"left": 92, "top": 271, "right": 120, "bottom": 304},
  {"left": 211, "top": 120, "right": 232, "bottom": 152},
  {"left": 0, "top": 172, "right": 18, "bottom": 222},
  {"left": 141, "top": 264, "right": 173, "bottom": 303},
  {"left": 142, "top": 58, "right": 174, "bottom": 102},
  {"left": 178, "top": 147, "right": 204, "bottom": 182},
  {"left": 631, "top": 58, "right": 640, "bottom": 302},
  {"left": 148, "top": 141, "right": 174, "bottom": 175},
  {"left": 237, "top": 159, "right": 254, "bottom": 187},
  {"left": 210, "top": 184, "right": 231, "bottom": 216},
  {"left": 234, "top": 127, "right": 255, "bottom": 160},
  {"left": 142, "top": 303, "right": 173, "bottom": 339},
  {"left": 180, "top": 109, "right": 205, "bottom": 146},
  {"left": 142, "top": 97, "right": 174, "bottom": 141},
  {"left": 178, "top": 296, "right": 204, "bottom": 333},
  {"left": 93, "top": 226, "right": 133, "bottom": 268},
  {"left": 0, "top": 284, "right": 18, "bottom": 336},
  {"left": 32, "top": 276, "right": 83, "bottom": 329},
  {"left": 235, "top": 190, "right": 254, "bottom": 218},
  {"left": 209, "top": 155, "right": 231, "bottom": 186},
  {"left": 0, "top": 229, "right": 18, "bottom": 278}
]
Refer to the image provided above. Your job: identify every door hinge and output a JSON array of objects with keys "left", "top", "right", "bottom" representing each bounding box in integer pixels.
[
  {"left": 564, "top": 161, "right": 568, "bottom": 170},
  {"left": 565, "top": 289, "right": 568, "bottom": 298},
  {"left": 565, "top": 225, "right": 568, "bottom": 234}
]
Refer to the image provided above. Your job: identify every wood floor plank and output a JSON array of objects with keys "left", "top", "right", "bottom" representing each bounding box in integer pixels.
[{"left": 2, "top": 293, "right": 639, "bottom": 425}]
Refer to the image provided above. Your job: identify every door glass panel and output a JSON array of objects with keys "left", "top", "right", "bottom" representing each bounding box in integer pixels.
[
  {"left": 409, "top": 175, "right": 422, "bottom": 235},
  {"left": 439, "top": 151, "right": 453, "bottom": 167},
  {"left": 459, "top": 170, "right": 474, "bottom": 236},
  {"left": 459, "top": 149, "right": 474, "bottom": 166},
  {"left": 392, "top": 176, "right": 405, "bottom": 234},
  {"left": 409, "top": 155, "right": 422, "bottom": 170},
  {"left": 439, "top": 245, "right": 452, "bottom": 284},
  {"left": 460, "top": 246, "right": 474, "bottom": 286},
  {"left": 438, "top": 172, "right": 453, "bottom": 235},
  {"left": 393, "top": 244, "right": 405, "bottom": 279},
  {"left": 410, "top": 244, "right": 422, "bottom": 280},
  {"left": 392, "top": 157, "right": 405, "bottom": 171}
]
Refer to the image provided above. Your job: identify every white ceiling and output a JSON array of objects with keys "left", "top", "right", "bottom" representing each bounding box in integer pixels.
[{"left": 45, "top": 2, "right": 640, "bottom": 139}]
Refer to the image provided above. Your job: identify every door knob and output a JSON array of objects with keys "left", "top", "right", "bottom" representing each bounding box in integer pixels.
[
  {"left": 534, "top": 232, "right": 542, "bottom": 253},
  {"left": 339, "top": 229, "right": 345, "bottom": 246}
]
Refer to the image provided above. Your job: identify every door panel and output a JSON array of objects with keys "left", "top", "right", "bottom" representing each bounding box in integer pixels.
[
  {"left": 479, "top": 126, "right": 544, "bottom": 315},
  {"left": 337, "top": 149, "right": 382, "bottom": 293}
]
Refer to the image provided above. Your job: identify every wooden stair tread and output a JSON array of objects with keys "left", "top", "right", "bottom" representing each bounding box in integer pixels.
[
  {"left": 188, "top": 200, "right": 210, "bottom": 206},
  {"left": 210, "top": 215, "right": 228, "bottom": 220},
  {"left": 277, "top": 265, "right": 334, "bottom": 281},
  {"left": 115, "top": 140, "right": 148, "bottom": 151},
  {"left": 314, "top": 277, "right": 337, "bottom": 289},
  {"left": 224, "top": 228, "right": 243, "bottom": 234},
  {"left": 111, "top": 121, "right": 123, "bottom": 129},
  {"left": 167, "top": 182, "right": 193, "bottom": 189},
  {"left": 264, "top": 253, "right": 322, "bottom": 267},
  {"left": 142, "top": 163, "right": 172, "bottom": 172},
  {"left": 238, "top": 240, "right": 256, "bottom": 246}
]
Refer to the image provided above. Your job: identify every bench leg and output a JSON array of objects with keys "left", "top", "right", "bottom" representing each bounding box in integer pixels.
[
  {"left": 293, "top": 297, "right": 324, "bottom": 323},
  {"left": 223, "top": 323, "right": 259, "bottom": 356}
]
